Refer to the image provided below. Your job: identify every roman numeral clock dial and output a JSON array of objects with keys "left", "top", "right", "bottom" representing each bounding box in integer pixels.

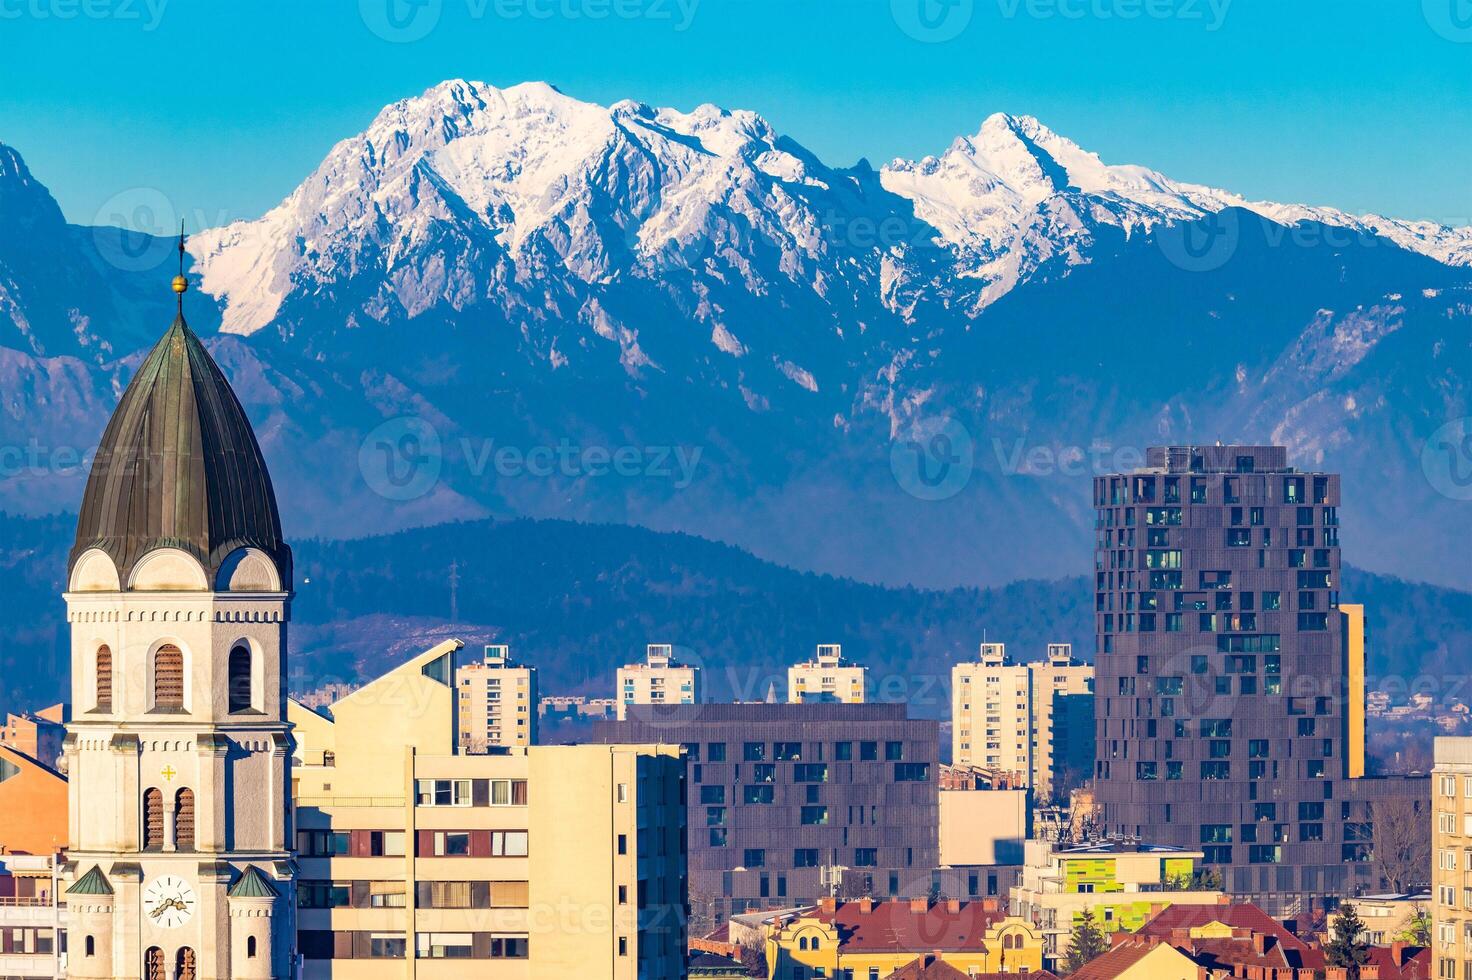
[{"left": 143, "top": 875, "right": 196, "bottom": 929}]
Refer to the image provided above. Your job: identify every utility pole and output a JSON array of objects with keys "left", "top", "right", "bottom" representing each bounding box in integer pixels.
[{"left": 449, "top": 558, "right": 460, "bottom": 626}]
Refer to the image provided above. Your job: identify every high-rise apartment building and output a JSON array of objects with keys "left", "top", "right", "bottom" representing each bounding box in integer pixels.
[
  {"left": 1092, "top": 445, "right": 1425, "bottom": 916},
  {"left": 952, "top": 644, "right": 1032, "bottom": 781},
  {"left": 951, "top": 643, "right": 1093, "bottom": 801},
  {"left": 616, "top": 644, "right": 702, "bottom": 720},
  {"left": 291, "top": 642, "right": 689, "bottom": 979},
  {"left": 787, "top": 644, "right": 867, "bottom": 704},
  {"left": 457, "top": 644, "right": 539, "bottom": 751},
  {"left": 1434, "top": 737, "right": 1472, "bottom": 979}
]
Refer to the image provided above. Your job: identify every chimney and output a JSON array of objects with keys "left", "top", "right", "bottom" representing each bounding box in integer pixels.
[
  {"left": 1360, "top": 968, "right": 1380, "bottom": 980},
  {"left": 910, "top": 897, "right": 930, "bottom": 914},
  {"left": 1171, "top": 927, "right": 1193, "bottom": 943},
  {"left": 982, "top": 897, "right": 999, "bottom": 912},
  {"left": 818, "top": 896, "right": 837, "bottom": 915},
  {"left": 1252, "top": 931, "right": 1270, "bottom": 954},
  {"left": 945, "top": 899, "right": 961, "bottom": 914},
  {"left": 1324, "top": 969, "right": 1348, "bottom": 980},
  {"left": 1390, "top": 940, "right": 1407, "bottom": 964},
  {"left": 858, "top": 897, "right": 875, "bottom": 914}
]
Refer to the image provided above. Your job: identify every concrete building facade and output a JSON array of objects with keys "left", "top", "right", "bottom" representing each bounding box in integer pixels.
[
  {"left": 291, "top": 643, "right": 688, "bottom": 979},
  {"left": 457, "top": 645, "right": 538, "bottom": 752},
  {"left": 1434, "top": 737, "right": 1472, "bottom": 979},
  {"left": 951, "top": 643, "right": 1094, "bottom": 801},
  {"left": 787, "top": 645, "right": 866, "bottom": 704},
  {"left": 616, "top": 645, "right": 701, "bottom": 721}
]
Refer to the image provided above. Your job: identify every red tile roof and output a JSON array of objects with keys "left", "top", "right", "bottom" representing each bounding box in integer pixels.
[
  {"left": 1136, "top": 902, "right": 1309, "bottom": 951},
  {"left": 808, "top": 900, "right": 1009, "bottom": 953},
  {"left": 1366, "top": 945, "right": 1432, "bottom": 980}
]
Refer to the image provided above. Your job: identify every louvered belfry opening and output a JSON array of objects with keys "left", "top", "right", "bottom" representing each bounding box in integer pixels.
[
  {"left": 142, "top": 788, "right": 164, "bottom": 850},
  {"left": 144, "top": 947, "right": 165, "bottom": 980},
  {"left": 95, "top": 646, "right": 112, "bottom": 711},
  {"left": 174, "top": 788, "right": 195, "bottom": 850},
  {"left": 154, "top": 644, "right": 183, "bottom": 709},
  {"left": 176, "top": 946, "right": 197, "bottom": 980},
  {"left": 228, "top": 645, "right": 252, "bottom": 712}
]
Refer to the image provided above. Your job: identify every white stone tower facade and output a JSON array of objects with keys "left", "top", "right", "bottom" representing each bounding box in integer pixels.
[{"left": 61, "top": 281, "right": 296, "bottom": 979}]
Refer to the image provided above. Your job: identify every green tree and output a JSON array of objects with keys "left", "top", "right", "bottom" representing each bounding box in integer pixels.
[
  {"left": 1325, "top": 903, "right": 1372, "bottom": 979},
  {"left": 1064, "top": 908, "right": 1109, "bottom": 974},
  {"left": 1392, "top": 904, "right": 1431, "bottom": 946}
]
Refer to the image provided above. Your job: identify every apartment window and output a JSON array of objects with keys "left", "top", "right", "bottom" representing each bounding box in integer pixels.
[
  {"left": 854, "top": 848, "right": 877, "bottom": 867},
  {"left": 416, "top": 780, "right": 472, "bottom": 807},
  {"left": 491, "top": 831, "right": 528, "bottom": 857},
  {"left": 794, "top": 763, "right": 829, "bottom": 783},
  {"left": 885, "top": 741, "right": 904, "bottom": 761},
  {"left": 794, "top": 849, "right": 820, "bottom": 868},
  {"left": 434, "top": 832, "right": 471, "bottom": 856},
  {"left": 707, "top": 742, "right": 727, "bottom": 762},
  {"left": 369, "top": 831, "right": 405, "bottom": 857},
  {"left": 774, "top": 742, "right": 803, "bottom": 761},
  {"left": 800, "top": 806, "right": 829, "bottom": 825},
  {"left": 744, "top": 785, "right": 775, "bottom": 805},
  {"left": 700, "top": 786, "right": 725, "bottom": 805},
  {"left": 834, "top": 741, "right": 853, "bottom": 760},
  {"left": 859, "top": 742, "right": 878, "bottom": 761},
  {"left": 744, "top": 849, "right": 766, "bottom": 868},
  {"left": 743, "top": 742, "right": 765, "bottom": 761},
  {"left": 894, "top": 763, "right": 929, "bottom": 782},
  {"left": 416, "top": 933, "right": 474, "bottom": 959},
  {"left": 486, "top": 779, "right": 528, "bottom": 806}
]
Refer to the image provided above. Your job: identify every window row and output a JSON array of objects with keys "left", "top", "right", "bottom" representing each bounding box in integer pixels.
[{"left": 91, "top": 643, "right": 258, "bottom": 714}]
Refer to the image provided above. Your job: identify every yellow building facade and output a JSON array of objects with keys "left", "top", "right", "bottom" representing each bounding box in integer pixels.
[
  {"left": 289, "top": 642, "right": 688, "bottom": 979},
  {"left": 764, "top": 898, "right": 1043, "bottom": 979}
]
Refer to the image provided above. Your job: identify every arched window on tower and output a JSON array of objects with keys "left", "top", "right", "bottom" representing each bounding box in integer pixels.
[
  {"left": 84, "top": 935, "right": 94, "bottom": 957},
  {"left": 153, "top": 644, "right": 183, "bottom": 710},
  {"left": 176, "top": 946, "right": 197, "bottom": 980},
  {"left": 247, "top": 936, "right": 257, "bottom": 958},
  {"left": 174, "top": 788, "right": 195, "bottom": 850},
  {"left": 142, "top": 788, "right": 164, "bottom": 850},
  {"left": 144, "top": 946, "right": 164, "bottom": 980},
  {"left": 228, "top": 645, "right": 252, "bottom": 713},
  {"left": 95, "top": 646, "right": 113, "bottom": 712}
]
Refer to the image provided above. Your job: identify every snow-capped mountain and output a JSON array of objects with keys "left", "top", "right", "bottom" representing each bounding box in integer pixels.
[
  {"left": 190, "top": 80, "right": 1470, "bottom": 337},
  {"left": 1, "top": 80, "right": 1469, "bottom": 592}
]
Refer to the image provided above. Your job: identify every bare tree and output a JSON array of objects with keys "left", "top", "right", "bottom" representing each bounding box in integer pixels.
[{"left": 1370, "top": 798, "right": 1431, "bottom": 894}]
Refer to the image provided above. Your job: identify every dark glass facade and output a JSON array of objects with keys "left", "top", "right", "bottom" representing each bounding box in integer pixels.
[{"left": 1092, "top": 445, "right": 1425, "bottom": 916}]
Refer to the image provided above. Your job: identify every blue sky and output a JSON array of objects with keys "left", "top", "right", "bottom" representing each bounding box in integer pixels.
[{"left": 0, "top": 0, "right": 1467, "bottom": 229}]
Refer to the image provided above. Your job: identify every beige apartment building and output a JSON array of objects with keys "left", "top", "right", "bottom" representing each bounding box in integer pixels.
[
  {"left": 457, "top": 645, "right": 538, "bottom": 751},
  {"left": 1434, "top": 737, "right": 1472, "bottom": 979},
  {"left": 786, "top": 644, "right": 866, "bottom": 703},
  {"left": 289, "top": 641, "right": 689, "bottom": 979},
  {"left": 616, "top": 644, "right": 702, "bottom": 720},
  {"left": 951, "top": 643, "right": 1093, "bottom": 801}
]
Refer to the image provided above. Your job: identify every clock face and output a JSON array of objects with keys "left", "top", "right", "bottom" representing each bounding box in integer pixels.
[{"left": 143, "top": 875, "right": 196, "bottom": 929}]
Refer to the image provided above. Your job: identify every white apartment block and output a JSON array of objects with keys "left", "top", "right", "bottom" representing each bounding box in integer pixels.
[
  {"left": 458, "top": 645, "right": 539, "bottom": 751},
  {"left": 787, "top": 644, "right": 867, "bottom": 704},
  {"left": 616, "top": 645, "right": 701, "bottom": 721},
  {"left": 952, "top": 643, "right": 1094, "bottom": 801}
]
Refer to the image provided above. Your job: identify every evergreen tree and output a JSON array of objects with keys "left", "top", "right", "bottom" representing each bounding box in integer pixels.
[
  {"left": 1064, "top": 908, "right": 1109, "bottom": 973},
  {"left": 1325, "top": 903, "right": 1372, "bottom": 979}
]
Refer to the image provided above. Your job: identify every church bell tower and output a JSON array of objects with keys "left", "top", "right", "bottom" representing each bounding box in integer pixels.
[{"left": 61, "top": 243, "right": 296, "bottom": 979}]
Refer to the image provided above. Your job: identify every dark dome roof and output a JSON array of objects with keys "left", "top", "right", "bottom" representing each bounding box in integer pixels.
[{"left": 69, "top": 313, "right": 291, "bottom": 588}]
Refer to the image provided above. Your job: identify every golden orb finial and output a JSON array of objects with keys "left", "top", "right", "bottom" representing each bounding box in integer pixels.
[{"left": 172, "top": 274, "right": 189, "bottom": 295}]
